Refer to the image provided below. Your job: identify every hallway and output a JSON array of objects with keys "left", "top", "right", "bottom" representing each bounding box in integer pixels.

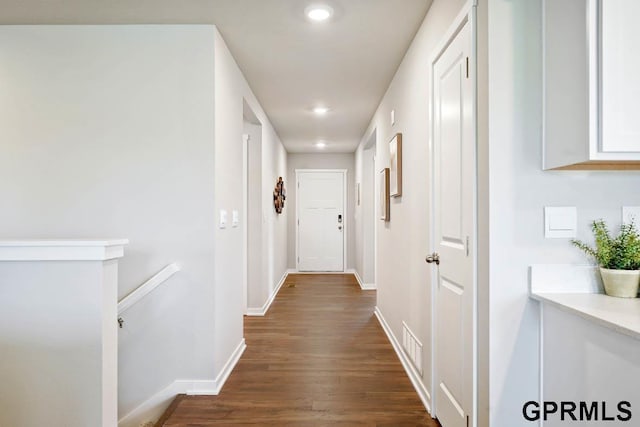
[{"left": 157, "top": 274, "right": 438, "bottom": 426}]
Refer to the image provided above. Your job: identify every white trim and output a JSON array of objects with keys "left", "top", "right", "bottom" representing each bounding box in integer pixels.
[
  {"left": 211, "top": 338, "right": 247, "bottom": 394},
  {"left": 0, "top": 239, "right": 129, "bottom": 261},
  {"left": 369, "top": 135, "right": 378, "bottom": 291},
  {"left": 295, "top": 169, "right": 348, "bottom": 273},
  {"left": 350, "top": 269, "right": 376, "bottom": 290},
  {"left": 587, "top": 0, "right": 600, "bottom": 159},
  {"left": 117, "top": 380, "right": 186, "bottom": 427},
  {"left": 470, "top": 6, "right": 479, "bottom": 427},
  {"left": 541, "top": 0, "right": 548, "bottom": 169},
  {"left": 246, "top": 270, "right": 288, "bottom": 316},
  {"left": 242, "top": 133, "right": 249, "bottom": 315},
  {"left": 118, "top": 263, "right": 181, "bottom": 315},
  {"left": 350, "top": 268, "right": 362, "bottom": 287},
  {"left": 375, "top": 306, "right": 432, "bottom": 413},
  {"left": 287, "top": 269, "right": 354, "bottom": 275},
  {"left": 117, "top": 339, "right": 246, "bottom": 427},
  {"left": 429, "top": 1, "right": 473, "bottom": 66},
  {"left": 288, "top": 269, "right": 374, "bottom": 289}
]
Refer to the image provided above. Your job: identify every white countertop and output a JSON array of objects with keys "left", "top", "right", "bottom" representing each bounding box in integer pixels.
[
  {"left": 531, "top": 292, "right": 640, "bottom": 340},
  {"left": 0, "top": 239, "right": 129, "bottom": 261}
]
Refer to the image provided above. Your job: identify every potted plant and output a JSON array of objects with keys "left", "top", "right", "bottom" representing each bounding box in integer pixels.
[{"left": 572, "top": 219, "right": 640, "bottom": 298}]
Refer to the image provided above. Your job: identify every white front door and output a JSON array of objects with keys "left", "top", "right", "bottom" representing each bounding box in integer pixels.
[
  {"left": 297, "top": 170, "right": 345, "bottom": 272},
  {"left": 431, "top": 17, "right": 475, "bottom": 427}
]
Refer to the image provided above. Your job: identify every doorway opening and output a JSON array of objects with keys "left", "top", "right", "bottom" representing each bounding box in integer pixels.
[
  {"left": 243, "top": 100, "right": 262, "bottom": 315},
  {"left": 362, "top": 130, "right": 377, "bottom": 288}
]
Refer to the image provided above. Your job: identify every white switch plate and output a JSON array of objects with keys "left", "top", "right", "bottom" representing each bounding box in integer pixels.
[
  {"left": 232, "top": 210, "right": 239, "bottom": 228},
  {"left": 544, "top": 207, "right": 577, "bottom": 238},
  {"left": 219, "top": 210, "right": 227, "bottom": 229},
  {"left": 622, "top": 206, "right": 640, "bottom": 225}
]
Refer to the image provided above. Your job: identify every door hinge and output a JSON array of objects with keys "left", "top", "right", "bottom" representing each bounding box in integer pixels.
[
  {"left": 466, "top": 57, "right": 469, "bottom": 79},
  {"left": 297, "top": 257, "right": 300, "bottom": 264},
  {"left": 297, "top": 219, "right": 300, "bottom": 226},
  {"left": 297, "top": 181, "right": 300, "bottom": 188},
  {"left": 466, "top": 236, "right": 470, "bottom": 257}
]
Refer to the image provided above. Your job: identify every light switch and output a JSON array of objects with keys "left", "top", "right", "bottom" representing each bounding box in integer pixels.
[
  {"left": 622, "top": 206, "right": 640, "bottom": 225},
  {"left": 232, "top": 210, "right": 239, "bottom": 228},
  {"left": 544, "top": 207, "right": 577, "bottom": 238},
  {"left": 219, "top": 210, "right": 227, "bottom": 229}
]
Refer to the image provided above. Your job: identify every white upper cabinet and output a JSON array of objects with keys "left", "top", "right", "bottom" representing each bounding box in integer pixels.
[
  {"left": 544, "top": 0, "right": 640, "bottom": 170},
  {"left": 599, "top": 0, "right": 640, "bottom": 154}
]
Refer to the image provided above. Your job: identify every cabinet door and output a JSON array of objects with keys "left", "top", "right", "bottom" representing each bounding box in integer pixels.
[{"left": 598, "top": 0, "right": 640, "bottom": 153}]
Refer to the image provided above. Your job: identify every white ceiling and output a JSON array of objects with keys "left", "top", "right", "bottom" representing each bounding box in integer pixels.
[{"left": 0, "top": 0, "right": 432, "bottom": 153}]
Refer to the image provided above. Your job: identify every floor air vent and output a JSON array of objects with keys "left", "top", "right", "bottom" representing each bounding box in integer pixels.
[{"left": 402, "top": 322, "right": 423, "bottom": 375}]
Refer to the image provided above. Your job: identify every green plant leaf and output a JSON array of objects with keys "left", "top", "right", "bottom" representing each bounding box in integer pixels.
[{"left": 572, "top": 219, "right": 640, "bottom": 270}]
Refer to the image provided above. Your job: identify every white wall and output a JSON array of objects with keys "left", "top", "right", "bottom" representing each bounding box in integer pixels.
[
  {"left": 260, "top": 111, "right": 289, "bottom": 306},
  {"left": 0, "top": 25, "right": 288, "bottom": 423},
  {"left": 0, "top": 259, "right": 119, "bottom": 427},
  {"left": 0, "top": 25, "right": 217, "bottom": 419},
  {"left": 212, "top": 29, "right": 288, "bottom": 355},
  {"left": 486, "top": 0, "right": 640, "bottom": 425},
  {"left": 286, "top": 153, "right": 356, "bottom": 270},
  {"left": 353, "top": 0, "right": 468, "bottom": 407}
]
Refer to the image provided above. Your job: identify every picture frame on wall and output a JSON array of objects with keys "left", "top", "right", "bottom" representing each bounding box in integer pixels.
[
  {"left": 379, "top": 168, "right": 390, "bottom": 221},
  {"left": 389, "top": 133, "right": 402, "bottom": 197}
]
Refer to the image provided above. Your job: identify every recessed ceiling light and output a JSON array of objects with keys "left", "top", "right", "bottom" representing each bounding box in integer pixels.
[
  {"left": 313, "top": 106, "right": 330, "bottom": 115},
  {"left": 315, "top": 141, "right": 327, "bottom": 149},
  {"left": 306, "top": 5, "right": 333, "bottom": 22}
]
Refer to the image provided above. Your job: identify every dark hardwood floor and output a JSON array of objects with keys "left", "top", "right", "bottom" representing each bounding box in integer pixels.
[{"left": 156, "top": 273, "right": 439, "bottom": 426}]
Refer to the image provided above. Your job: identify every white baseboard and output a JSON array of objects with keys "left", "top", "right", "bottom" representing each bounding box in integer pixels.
[
  {"left": 286, "top": 268, "right": 376, "bottom": 289},
  {"left": 118, "top": 338, "right": 246, "bottom": 427},
  {"left": 350, "top": 269, "right": 377, "bottom": 290},
  {"left": 117, "top": 380, "right": 187, "bottom": 427},
  {"left": 289, "top": 269, "right": 353, "bottom": 275},
  {"left": 212, "top": 338, "right": 246, "bottom": 394},
  {"left": 246, "top": 270, "right": 288, "bottom": 316},
  {"left": 374, "top": 306, "right": 432, "bottom": 413}
]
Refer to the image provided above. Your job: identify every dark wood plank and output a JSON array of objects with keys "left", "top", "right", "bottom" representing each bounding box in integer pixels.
[
  {"left": 155, "top": 394, "right": 187, "bottom": 426},
  {"left": 157, "top": 274, "right": 439, "bottom": 426}
]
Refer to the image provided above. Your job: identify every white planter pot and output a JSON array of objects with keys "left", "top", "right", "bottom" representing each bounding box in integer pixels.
[{"left": 599, "top": 268, "right": 640, "bottom": 298}]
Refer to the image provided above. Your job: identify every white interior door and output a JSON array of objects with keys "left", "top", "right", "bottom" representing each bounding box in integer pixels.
[
  {"left": 297, "top": 170, "right": 345, "bottom": 272},
  {"left": 431, "top": 17, "right": 475, "bottom": 427}
]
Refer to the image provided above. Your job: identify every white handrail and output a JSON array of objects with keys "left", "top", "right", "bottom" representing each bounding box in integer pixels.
[{"left": 118, "top": 263, "right": 181, "bottom": 315}]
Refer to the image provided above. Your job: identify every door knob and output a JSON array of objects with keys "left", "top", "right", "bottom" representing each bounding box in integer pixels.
[{"left": 425, "top": 253, "right": 440, "bottom": 265}]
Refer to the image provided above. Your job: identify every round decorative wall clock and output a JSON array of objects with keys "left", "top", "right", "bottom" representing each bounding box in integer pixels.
[{"left": 273, "top": 177, "right": 286, "bottom": 214}]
